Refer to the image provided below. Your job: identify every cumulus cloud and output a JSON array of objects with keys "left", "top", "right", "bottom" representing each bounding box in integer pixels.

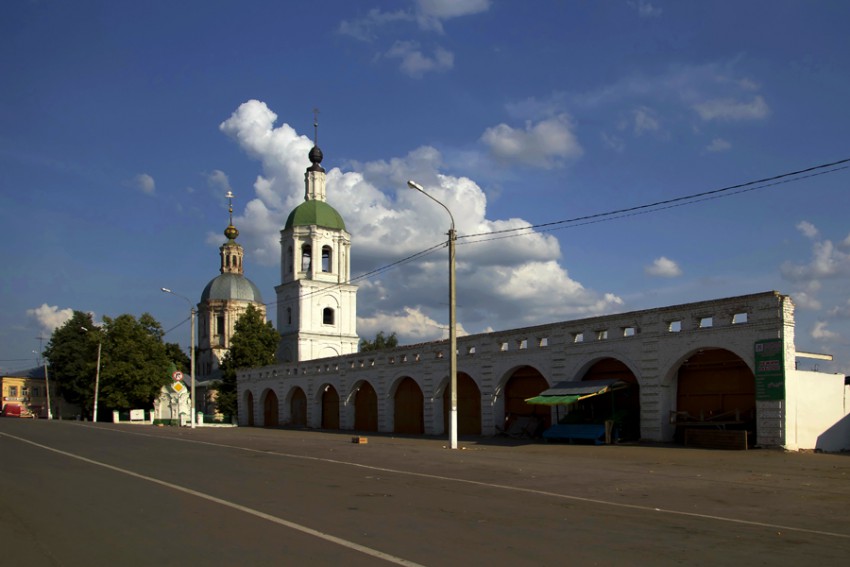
[
  {"left": 645, "top": 257, "right": 682, "bottom": 278},
  {"left": 132, "top": 173, "right": 156, "bottom": 195},
  {"left": 415, "top": 0, "right": 492, "bottom": 32},
  {"left": 796, "top": 220, "right": 819, "bottom": 240},
  {"left": 385, "top": 41, "right": 454, "bottom": 78},
  {"left": 828, "top": 298, "right": 850, "bottom": 319},
  {"left": 629, "top": 1, "right": 662, "bottom": 18},
  {"left": 811, "top": 320, "right": 839, "bottom": 341},
  {"left": 338, "top": 8, "right": 412, "bottom": 41},
  {"left": 27, "top": 304, "right": 74, "bottom": 335},
  {"left": 480, "top": 114, "right": 583, "bottom": 168},
  {"left": 706, "top": 138, "right": 731, "bottom": 152},
  {"left": 693, "top": 95, "right": 770, "bottom": 121},
  {"left": 219, "top": 99, "right": 622, "bottom": 343},
  {"left": 631, "top": 106, "right": 660, "bottom": 135},
  {"left": 781, "top": 239, "right": 850, "bottom": 281}
]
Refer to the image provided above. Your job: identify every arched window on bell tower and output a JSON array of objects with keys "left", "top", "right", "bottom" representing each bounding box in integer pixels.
[
  {"left": 287, "top": 246, "right": 293, "bottom": 274},
  {"left": 301, "top": 244, "right": 312, "bottom": 272},
  {"left": 323, "top": 307, "right": 335, "bottom": 326},
  {"left": 322, "top": 245, "right": 332, "bottom": 273}
]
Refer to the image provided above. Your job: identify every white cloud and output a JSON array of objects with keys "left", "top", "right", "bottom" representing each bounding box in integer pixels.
[
  {"left": 796, "top": 220, "right": 819, "bottom": 240},
  {"left": 693, "top": 95, "right": 770, "bottom": 121},
  {"left": 385, "top": 41, "right": 454, "bottom": 78},
  {"left": 811, "top": 321, "right": 839, "bottom": 341},
  {"left": 132, "top": 173, "right": 156, "bottom": 195},
  {"left": 628, "top": 1, "right": 662, "bottom": 18},
  {"left": 706, "top": 138, "right": 731, "bottom": 152},
  {"left": 26, "top": 304, "right": 74, "bottom": 335},
  {"left": 480, "top": 114, "right": 583, "bottom": 168},
  {"left": 632, "top": 106, "right": 660, "bottom": 136},
  {"left": 828, "top": 298, "right": 850, "bottom": 319},
  {"left": 645, "top": 257, "right": 683, "bottom": 278},
  {"left": 220, "top": 100, "right": 622, "bottom": 343},
  {"left": 793, "top": 291, "right": 822, "bottom": 311},
  {"left": 840, "top": 232, "right": 850, "bottom": 249},
  {"left": 338, "top": 8, "right": 412, "bottom": 41},
  {"left": 781, "top": 239, "right": 850, "bottom": 281},
  {"left": 415, "top": 0, "right": 492, "bottom": 32}
]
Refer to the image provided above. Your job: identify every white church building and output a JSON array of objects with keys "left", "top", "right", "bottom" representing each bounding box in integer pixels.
[{"left": 236, "top": 140, "right": 850, "bottom": 452}]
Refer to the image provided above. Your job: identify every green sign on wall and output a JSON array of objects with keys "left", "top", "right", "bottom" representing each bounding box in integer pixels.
[{"left": 754, "top": 338, "right": 785, "bottom": 401}]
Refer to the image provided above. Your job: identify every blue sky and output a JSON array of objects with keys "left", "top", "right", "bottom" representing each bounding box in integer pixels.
[{"left": 2, "top": 0, "right": 849, "bottom": 375}]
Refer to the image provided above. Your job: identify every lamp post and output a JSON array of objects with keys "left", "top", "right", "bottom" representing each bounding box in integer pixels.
[
  {"left": 80, "top": 327, "right": 102, "bottom": 422},
  {"left": 33, "top": 349, "right": 52, "bottom": 420},
  {"left": 161, "top": 287, "right": 196, "bottom": 429},
  {"left": 407, "top": 180, "right": 458, "bottom": 449}
]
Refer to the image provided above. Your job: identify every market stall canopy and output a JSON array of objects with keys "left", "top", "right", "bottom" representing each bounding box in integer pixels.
[{"left": 525, "top": 378, "right": 629, "bottom": 406}]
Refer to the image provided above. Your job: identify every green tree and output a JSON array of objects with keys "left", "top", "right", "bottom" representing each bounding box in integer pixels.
[
  {"left": 216, "top": 304, "right": 280, "bottom": 417},
  {"left": 97, "top": 313, "right": 171, "bottom": 412},
  {"left": 359, "top": 331, "right": 398, "bottom": 352},
  {"left": 44, "top": 311, "right": 100, "bottom": 417},
  {"left": 164, "top": 342, "right": 191, "bottom": 373}
]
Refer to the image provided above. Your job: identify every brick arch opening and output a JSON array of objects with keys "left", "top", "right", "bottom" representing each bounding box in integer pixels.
[
  {"left": 442, "top": 372, "right": 482, "bottom": 436},
  {"left": 321, "top": 385, "right": 340, "bottom": 430},
  {"left": 289, "top": 387, "right": 307, "bottom": 427},
  {"left": 503, "top": 366, "right": 550, "bottom": 437},
  {"left": 394, "top": 377, "right": 424, "bottom": 434},
  {"left": 675, "top": 348, "right": 755, "bottom": 444},
  {"left": 244, "top": 390, "right": 254, "bottom": 427},
  {"left": 353, "top": 381, "right": 378, "bottom": 432},
  {"left": 262, "top": 389, "right": 278, "bottom": 427},
  {"left": 580, "top": 358, "right": 641, "bottom": 441}
]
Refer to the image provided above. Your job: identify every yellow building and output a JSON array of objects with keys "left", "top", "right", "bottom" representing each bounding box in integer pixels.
[{"left": 1, "top": 367, "right": 74, "bottom": 418}]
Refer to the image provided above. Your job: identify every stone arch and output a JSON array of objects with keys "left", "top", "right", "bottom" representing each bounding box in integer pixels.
[
  {"left": 319, "top": 383, "right": 340, "bottom": 430},
  {"left": 392, "top": 376, "right": 424, "bottom": 435},
  {"left": 351, "top": 380, "right": 378, "bottom": 432},
  {"left": 243, "top": 390, "right": 254, "bottom": 427},
  {"left": 440, "top": 372, "right": 482, "bottom": 436},
  {"left": 261, "top": 388, "right": 278, "bottom": 427},
  {"left": 288, "top": 386, "right": 307, "bottom": 427},
  {"left": 671, "top": 347, "right": 756, "bottom": 444},
  {"left": 498, "top": 365, "right": 550, "bottom": 437},
  {"left": 576, "top": 357, "right": 641, "bottom": 442}
]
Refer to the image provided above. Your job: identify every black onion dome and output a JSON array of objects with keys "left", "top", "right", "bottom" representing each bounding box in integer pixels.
[{"left": 308, "top": 145, "right": 324, "bottom": 172}]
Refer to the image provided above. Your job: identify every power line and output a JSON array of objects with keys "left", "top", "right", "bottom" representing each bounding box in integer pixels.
[{"left": 262, "top": 157, "right": 850, "bottom": 311}]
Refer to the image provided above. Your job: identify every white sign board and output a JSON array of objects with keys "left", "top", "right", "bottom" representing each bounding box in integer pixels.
[{"left": 130, "top": 409, "right": 145, "bottom": 421}]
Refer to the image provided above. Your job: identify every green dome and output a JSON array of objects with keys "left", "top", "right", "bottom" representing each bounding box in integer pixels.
[
  {"left": 201, "top": 273, "right": 264, "bottom": 303},
  {"left": 284, "top": 200, "right": 346, "bottom": 231}
]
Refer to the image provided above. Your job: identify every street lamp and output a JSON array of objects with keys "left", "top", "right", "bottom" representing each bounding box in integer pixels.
[
  {"left": 81, "top": 327, "right": 102, "bottom": 422},
  {"left": 161, "top": 287, "right": 196, "bottom": 429},
  {"left": 33, "top": 350, "right": 52, "bottom": 420},
  {"left": 407, "top": 180, "right": 458, "bottom": 449}
]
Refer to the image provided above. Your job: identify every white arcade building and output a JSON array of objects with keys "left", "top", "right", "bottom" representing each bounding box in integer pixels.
[{"left": 237, "top": 142, "right": 850, "bottom": 452}]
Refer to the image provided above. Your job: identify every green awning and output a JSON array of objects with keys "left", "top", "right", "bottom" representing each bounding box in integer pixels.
[
  {"left": 524, "top": 379, "right": 630, "bottom": 406},
  {"left": 524, "top": 394, "right": 581, "bottom": 406}
]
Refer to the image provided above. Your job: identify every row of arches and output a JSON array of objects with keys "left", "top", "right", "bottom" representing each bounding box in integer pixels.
[
  {"left": 287, "top": 244, "right": 335, "bottom": 274},
  {"left": 242, "top": 348, "right": 756, "bottom": 443}
]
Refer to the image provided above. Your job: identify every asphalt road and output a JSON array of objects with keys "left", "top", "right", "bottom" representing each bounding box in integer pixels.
[{"left": 1, "top": 419, "right": 848, "bottom": 566}]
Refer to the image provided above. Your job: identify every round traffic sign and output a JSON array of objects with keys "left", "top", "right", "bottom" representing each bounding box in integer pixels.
[{"left": 172, "top": 371, "right": 184, "bottom": 381}]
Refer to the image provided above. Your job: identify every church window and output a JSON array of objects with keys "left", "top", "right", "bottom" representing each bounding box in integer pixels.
[
  {"left": 323, "top": 307, "right": 335, "bottom": 325},
  {"left": 321, "top": 246, "right": 332, "bottom": 272},
  {"left": 287, "top": 307, "right": 292, "bottom": 325},
  {"left": 216, "top": 315, "right": 225, "bottom": 336},
  {"left": 287, "top": 246, "right": 293, "bottom": 273},
  {"left": 301, "top": 244, "right": 312, "bottom": 272}
]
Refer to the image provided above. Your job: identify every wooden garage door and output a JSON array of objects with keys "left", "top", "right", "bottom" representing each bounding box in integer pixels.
[
  {"left": 321, "top": 386, "right": 340, "bottom": 430},
  {"left": 354, "top": 382, "right": 378, "bottom": 432},
  {"left": 290, "top": 388, "right": 307, "bottom": 427},
  {"left": 442, "top": 372, "right": 482, "bottom": 435},
  {"left": 394, "top": 378, "right": 424, "bottom": 434}
]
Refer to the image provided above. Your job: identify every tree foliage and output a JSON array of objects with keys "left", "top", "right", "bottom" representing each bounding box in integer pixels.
[
  {"left": 164, "top": 342, "right": 191, "bottom": 373},
  {"left": 359, "top": 331, "right": 398, "bottom": 352},
  {"left": 44, "top": 311, "right": 171, "bottom": 417},
  {"left": 216, "top": 304, "right": 280, "bottom": 416},
  {"left": 97, "top": 313, "right": 171, "bottom": 411},
  {"left": 43, "top": 311, "right": 100, "bottom": 416}
]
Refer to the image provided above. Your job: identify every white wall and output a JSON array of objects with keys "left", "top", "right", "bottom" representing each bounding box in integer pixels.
[{"left": 786, "top": 370, "right": 849, "bottom": 451}]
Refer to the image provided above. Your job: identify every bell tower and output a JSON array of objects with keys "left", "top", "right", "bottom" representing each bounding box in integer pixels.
[{"left": 275, "top": 116, "right": 358, "bottom": 362}]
